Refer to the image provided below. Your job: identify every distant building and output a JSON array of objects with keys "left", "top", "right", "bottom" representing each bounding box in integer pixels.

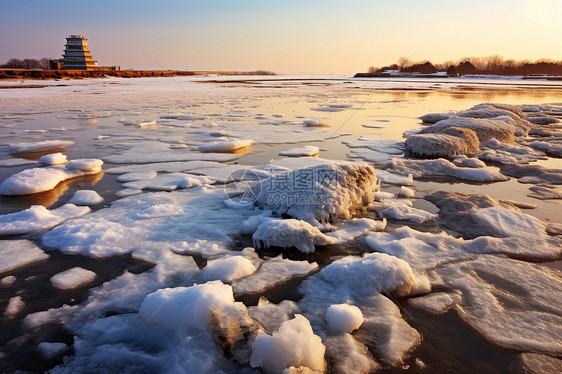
[{"left": 49, "top": 35, "right": 119, "bottom": 71}]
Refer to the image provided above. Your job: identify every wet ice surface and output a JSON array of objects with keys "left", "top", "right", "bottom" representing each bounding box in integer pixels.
[{"left": 0, "top": 76, "right": 561, "bottom": 373}]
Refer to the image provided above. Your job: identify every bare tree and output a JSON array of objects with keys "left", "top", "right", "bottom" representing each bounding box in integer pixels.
[
  {"left": 367, "top": 66, "right": 378, "bottom": 74},
  {"left": 39, "top": 57, "right": 51, "bottom": 69},
  {"left": 397, "top": 56, "right": 410, "bottom": 71}
]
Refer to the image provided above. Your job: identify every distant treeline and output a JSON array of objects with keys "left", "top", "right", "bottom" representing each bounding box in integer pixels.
[
  {"left": 365, "top": 55, "right": 562, "bottom": 76},
  {"left": 1, "top": 58, "right": 51, "bottom": 69}
]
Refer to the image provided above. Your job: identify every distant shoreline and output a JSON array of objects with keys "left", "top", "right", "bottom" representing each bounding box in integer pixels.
[{"left": 0, "top": 69, "right": 275, "bottom": 81}]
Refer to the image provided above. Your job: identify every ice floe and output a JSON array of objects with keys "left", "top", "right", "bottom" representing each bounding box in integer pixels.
[
  {"left": 121, "top": 173, "right": 214, "bottom": 191},
  {"left": 0, "top": 240, "right": 49, "bottom": 274},
  {"left": 0, "top": 204, "right": 90, "bottom": 236},
  {"left": 232, "top": 256, "right": 318, "bottom": 295},
  {"left": 201, "top": 252, "right": 258, "bottom": 282},
  {"left": 9, "top": 140, "right": 74, "bottom": 154},
  {"left": 42, "top": 186, "right": 258, "bottom": 259},
  {"left": 103, "top": 141, "right": 239, "bottom": 164},
  {"left": 0, "top": 158, "right": 36, "bottom": 167},
  {"left": 50, "top": 267, "right": 96, "bottom": 289},
  {"left": 500, "top": 163, "right": 562, "bottom": 184},
  {"left": 452, "top": 155, "right": 486, "bottom": 168},
  {"left": 381, "top": 158, "right": 508, "bottom": 182},
  {"left": 369, "top": 199, "right": 436, "bottom": 223},
  {"left": 38, "top": 152, "right": 67, "bottom": 165},
  {"left": 438, "top": 255, "right": 562, "bottom": 355},
  {"left": 37, "top": 342, "right": 68, "bottom": 359},
  {"left": 68, "top": 190, "right": 104, "bottom": 206},
  {"left": 0, "top": 159, "right": 103, "bottom": 195},
  {"left": 408, "top": 292, "right": 457, "bottom": 315},
  {"left": 279, "top": 146, "right": 320, "bottom": 157},
  {"left": 198, "top": 139, "right": 253, "bottom": 152},
  {"left": 527, "top": 184, "right": 562, "bottom": 199}
]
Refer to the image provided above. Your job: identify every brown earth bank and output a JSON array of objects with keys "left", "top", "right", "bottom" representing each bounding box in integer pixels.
[{"left": 0, "top": 69, "right": 275, "bottom": 80}]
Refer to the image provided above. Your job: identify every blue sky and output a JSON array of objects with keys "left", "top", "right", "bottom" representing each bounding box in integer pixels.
[{"left": 1, "top": 0, "right": 560, "bottom": 74}]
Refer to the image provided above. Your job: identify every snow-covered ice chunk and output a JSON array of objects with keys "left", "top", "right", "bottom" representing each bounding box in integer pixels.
[
  {"left": 65, "top": 158, "right": 103, "bottom": 171},
  {"left": 420, "top": 116, "right": 517, "bottom": 142},
  {"left": 9, "top": 140, "right": 74, "bottom": 154},
  {"left": 136, "top": 120, "right": 156, "bottom": 128},
  {"left": 0, "top": 240, "right": 48, "bottom": 274},
  {"left": 50, "top": 267, "right": 96, "bottom": 289},
  {"left": 1, "top": 275, "right": 16, "bottom": 286},
  {"left": 325, "top": 304, "right": 364, "bottom": 334},
  {"left": 68, "top": 190, "right": 104, "bottom": 206},
  {"left": 198, "top": 139, "right": 253, "bottom": 152},
  {"left": 381, "top": 158, "right": 508, "bottom": 182},
  {"left": 139, "top": 281, "right": 234, "bottom": 332},
  {"left": 279, "top": 146, "right": 320, "bottom": 157},
  {"left": 39, "top": 152, "right": 67, "bottom": 165},
  {"left": 319, "top": 252, "right": 426, "bottom": 298},
  {"left": 253, "top": 219, "right": 335, "bottom": 253},
  {"left": 0, "top": 204, "right": 90, "bottom": 235},
  {"left": 250, "top": 314, "right": 326, "bottom": 373},
  {"left": 419, "top": 112, "right": 451, "bottom": 123},
  {"left": 37, "top": 342, "right": 68, "bottom": 359},
  {"left": 4, "top": 296, "right": 25, "bottom": 318},
  {"left": 232, "top": 256, "right": 318, "bottom": 295},
  {"left": 253, "top": 159, "right": 378, "bottom": 225},
  {"left": 399, "top": 186, "right": 415, "bottom": 198},
  {"left": 0, "top": 164, "right": 102, "bottom": 195},
  {"left": 405, "top": 127, "right": 480, "bottom": 158},
  {"left": 201, "top": 255, "right": 258, "bottom": 282}
]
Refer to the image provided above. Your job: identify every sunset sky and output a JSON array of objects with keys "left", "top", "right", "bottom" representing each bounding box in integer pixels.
[{"left": 1, "top": 0, "right": 560, "bottom": 74}]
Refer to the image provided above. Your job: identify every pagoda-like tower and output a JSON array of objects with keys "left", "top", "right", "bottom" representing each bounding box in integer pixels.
[{"left": 60, "top": 35, "right": 98, "bottom": 70}]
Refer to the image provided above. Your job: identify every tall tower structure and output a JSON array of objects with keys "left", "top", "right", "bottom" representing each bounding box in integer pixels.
[{"left": 60, "top": 35, "right": 98, "bottom": 70}]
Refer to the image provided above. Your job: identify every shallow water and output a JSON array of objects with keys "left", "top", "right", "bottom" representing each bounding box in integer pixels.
[{"left": 0, "top": 76, "right": 561, "bottom": 373}]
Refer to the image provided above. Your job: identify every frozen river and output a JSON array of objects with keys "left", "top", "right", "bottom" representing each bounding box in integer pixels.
[{"left": 0, "top": 75, "right": 561, "bottom": 373}]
